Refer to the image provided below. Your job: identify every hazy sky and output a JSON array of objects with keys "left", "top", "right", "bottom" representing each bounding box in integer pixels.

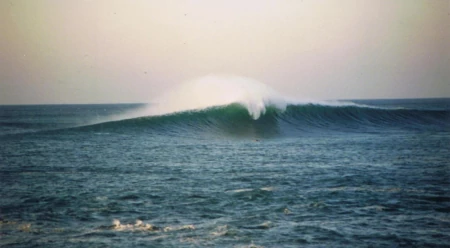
[{"left": 1, "top": 0, "right": 449, "bottom": 104}]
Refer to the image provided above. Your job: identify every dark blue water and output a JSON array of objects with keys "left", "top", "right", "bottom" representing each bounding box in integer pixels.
[{"left": 1, "top": 99, "right": 449, "bottom": 247}]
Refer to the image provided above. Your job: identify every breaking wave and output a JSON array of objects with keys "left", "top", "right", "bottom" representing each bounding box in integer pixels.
[
  {"left": 4, "top": 75, "right": 448, "bottom": 138},
  {"left": 73, "top": 75, "right": 447, "bottom": 137},
  {"left": 78, "top": 102, "right": 449, "bottom": 138}
]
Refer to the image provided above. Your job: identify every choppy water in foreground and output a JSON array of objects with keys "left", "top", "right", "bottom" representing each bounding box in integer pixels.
[{"left": 1, "top": 98, "right": 449, "bottom": 247}]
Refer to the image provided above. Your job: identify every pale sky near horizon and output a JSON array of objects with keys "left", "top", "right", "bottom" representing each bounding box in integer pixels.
[{"left": 1, "top": 0, "right": 449, "bottom": 104}]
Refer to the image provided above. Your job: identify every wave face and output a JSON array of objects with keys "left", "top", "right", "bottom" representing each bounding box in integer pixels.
[{"left": 80, "top": 102, "right": 449, "bottom": 138}]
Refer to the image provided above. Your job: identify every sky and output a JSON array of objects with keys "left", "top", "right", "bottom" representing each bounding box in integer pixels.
[{"left": 0, "top": 0, "right": 449, "bottom": 104}]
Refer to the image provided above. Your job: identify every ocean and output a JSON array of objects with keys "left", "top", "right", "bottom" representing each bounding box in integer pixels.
[{"left": 0, "top": 98, "right": 449, "bottom": 247}]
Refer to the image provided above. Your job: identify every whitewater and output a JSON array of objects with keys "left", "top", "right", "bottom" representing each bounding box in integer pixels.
[{"left": 1, "top": 76, "right": 449, "bottom": 247}]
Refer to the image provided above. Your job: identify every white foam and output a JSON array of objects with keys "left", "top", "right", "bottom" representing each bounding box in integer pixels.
[
  {"left": 112, "top": 219, "right": 157, "bottom": 231},
  {"left": 111, "top": 219, "right": 194, "bottom": 232},
  {"left": 226, "top": 186, "right": 275, "bottom": 193},
  {"left": 260, "top": 187, "right": 275, "bottom": 191},
  {"left": 226, "top": 188, "right": 254, "bottom": 193}
]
